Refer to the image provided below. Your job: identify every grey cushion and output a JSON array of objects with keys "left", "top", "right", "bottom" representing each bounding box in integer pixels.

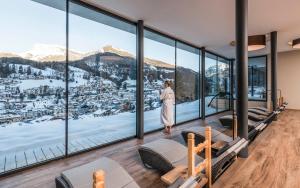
[
  {"left": 250, "top": 107, "right": 271, "bottom": 113},
  {"left": 248, "top": 112, "right": 266, "bottom": 121},
  {"left": 248, "top": 109, "right": 270, "bottom": 116},
  {"left": 140, "top": 139, "right": 203, "bottom": 167},
  {"left": 184, "top": 126, "right": 232, "bottom": 143},
  {"left": 61, "top": 157, "right": 139, "bottom": 188},
  {"left": 219, "top": 115, "right": 260, "bottom": 128}
]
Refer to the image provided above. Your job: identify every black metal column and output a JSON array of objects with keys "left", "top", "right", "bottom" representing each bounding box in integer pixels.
[
  {"left": 235, "top": 0, "right": 248, "bottom": 157},
  {"left": 230, "top": 59, "right": 234, "bottom": 111},
  {"left": 65, "top": 0, "right": 69, "bottom": 157},
  {"left": 136, "top": 20, "right": 144, "bottom": 139},
  {"left": 201, "top": 48, "right": 206, "bottom": 119},
  {"left": 271, "top": 31, "right": 278, "bottom": 111}
]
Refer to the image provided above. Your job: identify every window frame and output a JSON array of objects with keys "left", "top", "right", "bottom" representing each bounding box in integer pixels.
[
  {"left": 248, "top": 55, "right": 268, "bottom": 102},
  {"left": 0, "top": 0, "right": 235, "bottom": 176}
]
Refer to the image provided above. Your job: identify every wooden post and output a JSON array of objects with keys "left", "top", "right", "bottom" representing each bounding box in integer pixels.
[
  {"left": 233, "top": 115, "right": 238, "bottom": 139},
  {"left": 205, "top": 127, "right": 212, "bottom": 188},
  {"left": 93, "top": 170, "right": 105, "bottom": 188},
  {"left": 188, "top": 133, "right": 195, "bottom": 177}
]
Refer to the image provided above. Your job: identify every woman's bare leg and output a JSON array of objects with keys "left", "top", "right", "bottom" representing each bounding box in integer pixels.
[{"left": 162, "top": 125, "right": 171, "bottom": 135}]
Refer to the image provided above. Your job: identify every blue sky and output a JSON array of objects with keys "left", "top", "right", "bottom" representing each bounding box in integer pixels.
[{"left": 0, "top": 0, "right": 199, "bottom": 70}]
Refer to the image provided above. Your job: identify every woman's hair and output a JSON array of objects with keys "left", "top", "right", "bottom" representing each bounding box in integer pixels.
[{"left": 164, "top": 80, "right": 173, "bottom": 87}]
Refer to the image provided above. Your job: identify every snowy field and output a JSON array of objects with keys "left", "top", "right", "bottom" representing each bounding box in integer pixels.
[{"left": 0, "top": 99, "right": 218, "bottom": 154}]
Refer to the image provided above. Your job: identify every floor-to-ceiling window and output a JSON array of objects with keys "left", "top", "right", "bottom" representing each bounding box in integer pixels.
[
  {"left": 176, "top": 42, "right": 200, "bottom": 123},
  {"left": 205, "top": 53, "right": 218, "bottom": 115},
  {"left": 233, "top": 56, "right": 267, "bottom": 101},
  {"left": 205, "top": 53, "right": 230, "bottom": 115},
  {"left": 248, "top": 56, "right": 267, "bottom": 100},
  {"left": 0, "top": 0, "right": 66, "bottom": 173},
  {"left": 217, "top": 58, "right": 230, "bottom": 112},
  {"left": 68, "top": 2, "right": 137, "bottom": 153},
  {"left": 144, "top": 30, "right": 175, "bottom": 132},
  {"left": 0, "top": 0, "right": 234, "bottom": 175}
]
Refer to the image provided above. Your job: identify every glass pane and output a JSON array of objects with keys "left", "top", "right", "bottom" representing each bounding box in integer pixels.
[
  {"left": 0, "top": 0, "right": 66, "bottom": 172},
  {"left": 144, "top": 30, "right": 175, "bottom": 132},
  {"left": 176, "top": 42, "right": 200, "bottom": 123},
  {"left": 68, "top": 2, "right": 137, "bottom": 154},
  {"left": 248, "top": 56, "right": 267, "bottom": 100},
  {"left": 205, "top": 53, "right": 218, "bottom": 115},
  {"left": 217, "top": 58, "right": 230, "bottom": 112}
]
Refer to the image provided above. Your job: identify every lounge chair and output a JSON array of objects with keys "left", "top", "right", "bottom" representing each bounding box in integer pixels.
[
  {"left": 250, "top": 107, "right": 271, "bottom": 113},
  {"left": 248, "top": 111, "right": 267, "bottom": 121},
  {"left": 248, "top": 108, "right": 271, "bottom": 116},
  {"left": 138, "top": 136, "right": 247, "bottom": 183},
  {"left": 218, "top": 115, "right": 267, "bottom": 140},
  {"left": 55, "top": 157, "right": 140, "bottom": 188}
]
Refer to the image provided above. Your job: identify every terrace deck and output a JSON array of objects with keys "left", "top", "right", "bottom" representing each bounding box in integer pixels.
[{"left": 0, "top": 111, "right": 234, "bottom": 188}]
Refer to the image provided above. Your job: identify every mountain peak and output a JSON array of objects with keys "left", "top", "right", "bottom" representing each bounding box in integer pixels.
[
  {"left": 19, "top": 44, "right": 84, "bottom": 62},
  {"left": 101, "top": 45, "right": 134, "bottom": 58}
]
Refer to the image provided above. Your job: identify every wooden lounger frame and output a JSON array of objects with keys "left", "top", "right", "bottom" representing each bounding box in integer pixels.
[
  {"left": 93, "top": 170, "right": 105, "bottom": 188},
  {"left": 161, "top": 126, "right": 212, "bottom": 188},
  {"left": 187, "top": 126, "right": 212, "bottom": 188},
  {"left": 278, "top": 96, "right": 284, "bottom": 107}
]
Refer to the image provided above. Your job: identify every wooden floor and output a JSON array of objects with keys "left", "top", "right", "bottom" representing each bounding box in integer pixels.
[
  {"left": 214, "top": 110, "right": 300, "bottom": 188},
  {"left": 0, "top": 110, "right": 299, "bottom": 188}
]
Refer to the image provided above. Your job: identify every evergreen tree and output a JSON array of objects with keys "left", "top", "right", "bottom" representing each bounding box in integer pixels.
[
  {"left": 4, "top": 63, "right": 10, "bottom": 77},
  {"left": 19, "top": 93, "right": 24, "bottom": 102},
  {"left": 19, "top": 65, "right": 24, "bottom": 74},
  {"left": 27, "top": 66, "right": 32, "bottom": 75},
  {"left": 11, "top": 64, "right": 16, "bottom": 73}
]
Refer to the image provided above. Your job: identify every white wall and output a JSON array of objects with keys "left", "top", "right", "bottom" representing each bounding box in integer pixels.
[{"left": 278, "top": 50, "right": 300, "bottom": 110}]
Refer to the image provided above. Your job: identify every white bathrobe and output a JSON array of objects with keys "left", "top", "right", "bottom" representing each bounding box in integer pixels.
[{"left": 160, "top": 87, "right": 175, "bottom": 127}]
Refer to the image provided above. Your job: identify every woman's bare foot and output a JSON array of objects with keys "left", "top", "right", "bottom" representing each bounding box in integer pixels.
[
  {"left": 167, "top": 126, "right": 171, "bottom": 134},
  {"left": 163, "top": 126, "right": 170, "bottom": 135}
]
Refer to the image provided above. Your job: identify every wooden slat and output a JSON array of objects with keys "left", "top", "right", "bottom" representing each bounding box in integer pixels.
[
  {"left": 56, "top": 144, "right": 65, "bottom": 155},
  {"left": 33, "top": 149, "right": 46, "bottom": 162},
  {"left": 15, "top": 151, "right": 27, "bottom": 168},
  {"left": 0, "top": 156, "right": 5, "bottom": 173},
  {"left": 211, "top": 141, "right": 227, "bottom": 150},
  {"left": 41, "top": 147, "right": 54, "bottom": 160},
  {"left": 24, "top": 150, "right": 37, "bottom": 165},
  {"left": 87, "top": 138, "right": 100, "bottom": 147},
  {"left": 161, "top": 165, "right": 187, "bottom": 185},
  {"left": 4, "top": 153, "right": 16, "bottom": 171},
  {"left": 68, "top": 142, "right": 80, "bottom": 153},
  {"left": 195, "top": 159, "right": 207, "bottom": 175},
  {"left": 195, "top": 141, "right": 207, "bottom": 154}
]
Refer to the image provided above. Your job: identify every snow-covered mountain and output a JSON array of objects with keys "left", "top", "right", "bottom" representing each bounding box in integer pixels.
[
  {"left": 0, "top": 44, "right": 175, "bottom": 68},
  {"left": 20, "top": 44, "right": 84, "bottom": 62},
  {"left": 102, "top": 45, "right": 134, "bottom": 58},
  {"left": 0, "top": 52, "right": 20, "bottom": 58}
]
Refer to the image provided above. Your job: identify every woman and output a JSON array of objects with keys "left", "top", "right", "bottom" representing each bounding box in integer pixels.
[{"left": 160, "top": 80, "right": 175, "bottom": 134}]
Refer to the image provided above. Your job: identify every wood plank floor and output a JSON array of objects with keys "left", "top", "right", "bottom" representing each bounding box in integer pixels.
[
  {"left": 214, "top": 110, "right": 300, "bottom": 188},
  {"left": 0, "top": 110, "right": 298, "bottom": 188}
]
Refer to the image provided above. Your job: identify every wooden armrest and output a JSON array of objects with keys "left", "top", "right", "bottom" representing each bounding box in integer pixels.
[
  {"left": 161, "top": 165, "right": 187, "bottom": 185},
  {"left": 212, "top": 141, "right": 227, "bottom": 150}
]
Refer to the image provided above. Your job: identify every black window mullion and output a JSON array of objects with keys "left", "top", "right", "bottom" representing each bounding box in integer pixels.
[{"left": 65, "top": 0, "right": 69, "bottom": 157}]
